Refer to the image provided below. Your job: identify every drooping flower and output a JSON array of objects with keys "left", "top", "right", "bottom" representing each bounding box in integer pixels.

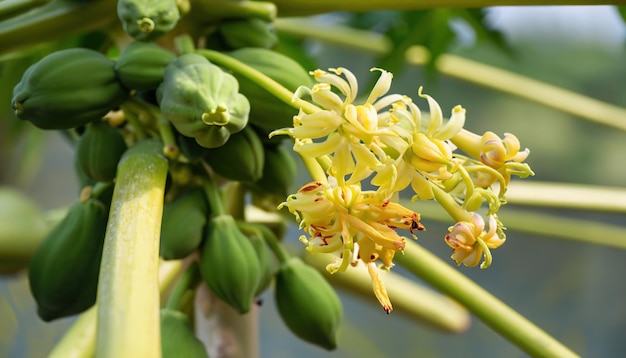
[
  {"left": 279, "top": 180, "right": 424, "bottom": 312},
  {"left": 444, "top": 214, "right": 505, "bottom": 268}
]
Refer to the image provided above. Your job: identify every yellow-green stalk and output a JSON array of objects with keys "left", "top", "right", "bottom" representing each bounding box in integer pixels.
[{"left": 95, "top": 139, "right": 169, "bottom": 358}]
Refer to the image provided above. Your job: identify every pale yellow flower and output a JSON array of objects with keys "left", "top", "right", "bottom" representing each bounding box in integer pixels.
[
  {"left": 444, "top": 214, "right": 505, "bottom": 268},
  {"left": 279, "top": 180, "right": 424, "bottom": 312}
]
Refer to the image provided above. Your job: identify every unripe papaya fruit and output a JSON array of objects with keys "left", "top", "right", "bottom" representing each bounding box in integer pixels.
[
  {"left": 275, "top": 257, "right": 342, "bottom": 350},
  {"left": 11, "top": 48, "right": 129, "bottom": 130},
  {"left": 115, "top": 41, "right": 176, "bottom": 91},
  {"left": 161, "top": 309, "right": 208, "bottom": 358},
  {"left": 253, "top": 143, "right": 297, "bottom": 197},
  {"left": 160, "top": 187, "right": 209, "bottom": 260},
  {"left": 199, "top": 214, "right": 261, "bottom": 314},
  {"left": 117, "top": 0, "right": 180, "bottom": 41},
  {"left": 158, "top": 53, "right": 250, "bottom": 148},
  {"left": 218, "top": 18, "right": 278, "bottom": 50},
  {"left": 248, "top": 224, "right": 277, "bottom": 297},
  {"left": 203, "top": 126, "right": 264, "bottom": 182},
  {"left": 76, "top": 120, "right": 128, "bottom": 183},
  {"left": 28, "top": 198, "right": 108, "bottom": 321},
  {"left": 227, "top": 48, "right": 312, "bottom": 130}
]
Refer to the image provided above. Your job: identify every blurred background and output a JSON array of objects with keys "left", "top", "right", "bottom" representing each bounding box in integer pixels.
[{"left": 1, "top": 5, "right": 626, "bottom": 357}]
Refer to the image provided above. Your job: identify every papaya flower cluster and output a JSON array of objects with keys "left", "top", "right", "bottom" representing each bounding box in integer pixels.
[{"left": 272, "top": 67, "right": 533, "bottom": 312}]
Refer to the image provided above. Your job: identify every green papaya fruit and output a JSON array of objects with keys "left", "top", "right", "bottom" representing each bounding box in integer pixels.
[
  {"left": 158, "top": 53, "right": 250, "bottom": 149},
  {"left": 227, "top": 48, "right": 312, "bottom": 130},
  {"left": 0, "top": 187, "right": 49, "bottom": 274},
  {"left": 11, "top": 48, "right": 129, "bottom": 130},
  {"left": 161, "top": 309, "right": 208, "bottom": 358},
  {"left": 28, "top": 198, "right": 108, "bottom": 321},
  {"left": 115, "top": 41, "right": 176, "bottom": 91},
  {"left": 117, "top": 0, "right": 180, "bottom": 41},
  {"left": 253, "top": 144, "right": 297, "bottom": 197},
  {"left": 275, "top": 257, "right": 342, "bottom": 350},
  {"left": 203, "top": 126, "right": 264, "bottom": 182},
  {"left": 160, "top": 187, "right": 209, "bottom": 260},
  {"left": 218, "top": 18, "right": 278, "bottom": 50},
  {"left": 76, "top": 120, "right": 128, "bottom": 183},
  {"left": 199, "top": 214, "right": 260, "bottom": 314},
  {"left": 249, "top": 224, "right": 276, "bottom": 297}
]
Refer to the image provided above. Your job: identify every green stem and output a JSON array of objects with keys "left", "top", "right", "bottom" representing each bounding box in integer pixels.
[
  {"left": 431, "top": 184, "right": 472, "bottom": 222},
  {"left": 270, "top": 0, "right": 626, "bottom": 16},
  {"left": 49, "top": 260, "right": 184, "bottom": 358},
  {"left": 200, "top": 165, "right": 227, "bottom": 216},
  {"left": 406, "top": 47, "right": 626, "bottom": 132},
  {"left": 274, "top": 18, "right": 391, "bottom": 54},
  {"left": 0, "top": 0, "right": 48, "bottom": 19},
  {"left": 195, "top": 49, "right": 320, "bottom": 114},
  {"left": 96, "top": 139, "right": 169, "bottom": 358},
  {"left": 188, "top": 0, "right": 276, "bottom": 23},
  {"left": 0, "top": 0, "right": 118, "bottom": 56},
  {"left": 165, "top": 261, "right": 202, "bottom": 313},
  {"left": 174, "top": 34, "right": 196, "bottom": 55},
  {"left": 396, "top": 240, "right": 580, "bottom": 358},
  {"left": 225, "top": 182, "right": 246, "bottom": 219},
  {"left": 505, "top": 181, "right": 626, "bottom": 213}
]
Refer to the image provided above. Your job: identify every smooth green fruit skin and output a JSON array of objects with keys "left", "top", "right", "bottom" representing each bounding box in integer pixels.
[
  {"left": 275, "top": 258, "right": 342, "bottom": 350},
  {"left": 117, "top": 0, "right": 180, "bottom": 41},
  {"left": 249, "top": 225, "right": 277, "bottom": 297},
  {"left": 219, "top": 18, "right": 278, "bottom": 50},
  {"left": 76, "top": 120, "right": 128, "bottom": 183},
  {"left": 227, "top": 48, "right": 312, "bottom": 130},
  {"left": 115, "top": 41, "right": 176, "bottom": 91},
  {"left": 254, "top": 144, "right": 297, "bottom": 197},
  {"left": 158, "top": 53, "right": 250, "bottom": 148},
  {"left": 161, "top": 309, "right": 208, "bottom": 358},
  {"left": 199, "top": 215, "right": 261, "bottom": 314},
  {"left": 203, "top": 126, "right": 264, "bottom": 182},
  {"left": 160, "top": 187, "right": 209, "bottom": 260},
  {"left": 28, "top": 198, "right": 108, "bottom": 321},
  {"left": 11, "top": 48, "right": 129, "bottom": 130}
]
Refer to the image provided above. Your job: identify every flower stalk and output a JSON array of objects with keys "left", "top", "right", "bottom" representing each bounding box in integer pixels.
[{"left": 396, "top": 240, "right": 580, "bottom": 358}]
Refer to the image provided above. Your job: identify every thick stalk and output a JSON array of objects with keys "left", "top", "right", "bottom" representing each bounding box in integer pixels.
[
  {"left": 0, "top": 0, "right": 118, "bottom": 55},
  {"left": 49, "top": 260, "right": 184, "bottom": 358},
  {"left": 270, "top": 0, "right": 626, "bottom": 16},
  {"left": 396, "top": 241, "right": 580, "bottom": 358},
  {"left": 195, "top": 284, "right": 259, "bottom": 358},
  {"left": 95, "top": 139, "right": 169, "bottom": 358}
]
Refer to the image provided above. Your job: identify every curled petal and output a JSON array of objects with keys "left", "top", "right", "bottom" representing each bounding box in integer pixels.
[{"left": 365, "top": 68, "right": 393, "bottom": 105}]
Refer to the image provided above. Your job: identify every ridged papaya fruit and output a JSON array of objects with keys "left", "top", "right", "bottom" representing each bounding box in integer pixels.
[
  {"left": 115, "top": 41, "right": 176, "bottom": 91},
  {"left": 199, "top": 214, "right": 260, "bottom": 314},
  {"left": 218, "top": 18, "right": 278, "bottom": 50},
  {"left": 227, "top": 48, "right": 312, "bottom": 130},
  {"left": 275, "top": 257, "right": 342, "bottom": 350},
  {"left": 117, "top": 0, "right": 180, "bottom": 41},
  {"left": 160, "top": 187, "right": 209, "bottom": 260},
  {"left": 203, "top": 126, "right": 264, "bottom": 182},
  {"left": 158, "top": 53, "right": 250, "bottom": 148},
  {"left": 253, "top": 143, "right": 297, "bottom": 197},
  {"left": 11, "top": 48, "right": 129, "bottom": 130},
  {"left": 28, "top": 198, "right": 108, "bottom": 321},
  {"left": 161, "top": 309, "right": 208, "bottom": 358},
  {"left": 76, "top": 120, "right": 128, "bottom": 183}
]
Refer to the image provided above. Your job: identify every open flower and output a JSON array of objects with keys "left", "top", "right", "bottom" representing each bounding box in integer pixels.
[
  {"left": 444, "top": 214, "right": 505, "bottom": 268},
  {"left": 279, "top": 180, "right": 424, "bottom": 312}
]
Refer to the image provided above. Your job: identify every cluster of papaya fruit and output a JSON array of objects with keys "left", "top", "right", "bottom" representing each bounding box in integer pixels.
[{"left": 10, "top": 0, "right": 343, "bottom": 353}]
